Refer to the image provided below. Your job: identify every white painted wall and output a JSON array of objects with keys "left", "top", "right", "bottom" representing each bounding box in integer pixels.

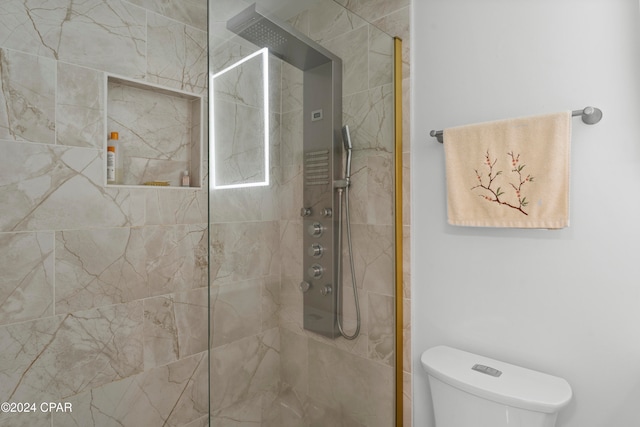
[{"left": 411, "top": 1, "right": 640, "bottom": 426}]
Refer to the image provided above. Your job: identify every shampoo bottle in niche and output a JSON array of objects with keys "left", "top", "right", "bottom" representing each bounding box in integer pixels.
[
  {"left": 181, "top": 170, "right": 190, "bottom": 187},
  {"left": 106, "top": 132, "right": 119, "bottom": 184}
]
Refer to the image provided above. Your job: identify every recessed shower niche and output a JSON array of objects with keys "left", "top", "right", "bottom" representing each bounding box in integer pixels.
[{"left": 105, "top": 75, "right": 203, "bottom": 188}]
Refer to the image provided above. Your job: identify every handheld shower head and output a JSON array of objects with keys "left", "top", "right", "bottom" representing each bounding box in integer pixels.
[
  {"left": 341, "top": 125, "right": 353, "bottom": 151},
  {"left": 341, "top": 125, "right": 353, "bottom": 180}
]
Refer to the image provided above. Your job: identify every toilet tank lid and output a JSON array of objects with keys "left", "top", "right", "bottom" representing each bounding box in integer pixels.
[{"left": 421, "top": 346, "right": 572, "bottom": 413}]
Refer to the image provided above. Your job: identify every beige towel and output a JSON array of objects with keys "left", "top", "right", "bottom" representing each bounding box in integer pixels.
[{"left": 443, "top": 111, "right": 571, "bottom": 228}]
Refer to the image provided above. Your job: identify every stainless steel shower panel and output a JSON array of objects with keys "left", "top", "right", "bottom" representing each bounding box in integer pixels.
[
  {"left": 226, "top": 4, "right": 332, "bottom": 71},
  {"left": 301, "top": 60, "right": 342, "bottom": 338},
  {"left": 226, "top": 3, "right": 343, "bottom": 338}
]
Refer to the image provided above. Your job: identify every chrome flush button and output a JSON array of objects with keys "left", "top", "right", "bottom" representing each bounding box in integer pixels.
[{"left": 472, "top": 364, "right": 502, "bottom": 377}]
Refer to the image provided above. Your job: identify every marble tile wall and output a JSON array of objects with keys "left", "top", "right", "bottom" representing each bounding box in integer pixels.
[
  {"left": 0, "top": 0, "right": 411, "bottom": 426},
  {"left": 0, "top": 1, "right": 208, "bottom": 426}
]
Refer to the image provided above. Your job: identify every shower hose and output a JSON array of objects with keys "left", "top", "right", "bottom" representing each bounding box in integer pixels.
[{"left": 336, "top": 185, "right": 361, "bottom": 340}]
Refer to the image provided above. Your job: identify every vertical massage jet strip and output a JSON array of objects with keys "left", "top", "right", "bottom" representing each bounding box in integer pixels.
[{"left": 335, "top": 125, "right": 360, "bottom": 339}]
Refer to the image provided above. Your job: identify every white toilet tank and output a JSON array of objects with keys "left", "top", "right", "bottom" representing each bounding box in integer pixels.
[{"left": 421, "top": 346, "right": 572, "bottom": 427}]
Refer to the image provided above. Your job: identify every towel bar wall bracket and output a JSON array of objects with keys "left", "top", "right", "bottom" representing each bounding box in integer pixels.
[{"left": 429, "top": 106, "right": 602, "bottom": 143}]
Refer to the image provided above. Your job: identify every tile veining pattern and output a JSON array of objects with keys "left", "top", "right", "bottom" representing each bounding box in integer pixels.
[
  {"left": 209, "top": 0, "right": 410, "bottom": 425},
  {"left": 0, "top": 1, "right": 208, "bottom": 426},
  {"left": 0, "top": 0, "right": 410, "bottom": 425}
]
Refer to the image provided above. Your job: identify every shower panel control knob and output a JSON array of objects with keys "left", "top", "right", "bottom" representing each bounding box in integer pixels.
[
  {"left": 300, "top": 207, "right": 312, "bottom": 217},
  {"left": 321, "top": 208, "right": 332, "bottom": 218},
  {"left": 308, "top": 243, "right": 324, "bottom": 258},
  {"left": 307, "top": 222, "right": 324, "bottom": 237},
  {"left": 320, "top": 285, "right": 332, "bottom": 296},
  {"left": 298, "top": 281, "right": 311, "bottom": 293},
  {"left": 308, "top": 264, "right": 324, "bottom": 278}
]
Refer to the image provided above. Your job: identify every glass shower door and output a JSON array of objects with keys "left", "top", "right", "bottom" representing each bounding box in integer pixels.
[{"left": 208, "top": 1, "right": 398, "bottom": 425}]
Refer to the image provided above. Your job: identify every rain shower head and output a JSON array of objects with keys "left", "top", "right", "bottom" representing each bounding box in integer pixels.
[{"left": 227, "top": 3, "right": 336, "bottom": 71}]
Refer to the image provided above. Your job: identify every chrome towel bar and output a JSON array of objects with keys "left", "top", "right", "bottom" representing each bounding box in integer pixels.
[{"left": 429, "top": 106, "right": 602, "bottom": 143}]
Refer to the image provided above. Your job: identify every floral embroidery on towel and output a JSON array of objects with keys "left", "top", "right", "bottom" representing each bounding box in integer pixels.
[{"left": 471, "top": 150, "right": 534, "bottom": 216}]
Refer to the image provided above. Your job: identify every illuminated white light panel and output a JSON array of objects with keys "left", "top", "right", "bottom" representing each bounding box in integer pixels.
[{"left": 210, "top": 48, "right": 269, "bottom": 190}]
